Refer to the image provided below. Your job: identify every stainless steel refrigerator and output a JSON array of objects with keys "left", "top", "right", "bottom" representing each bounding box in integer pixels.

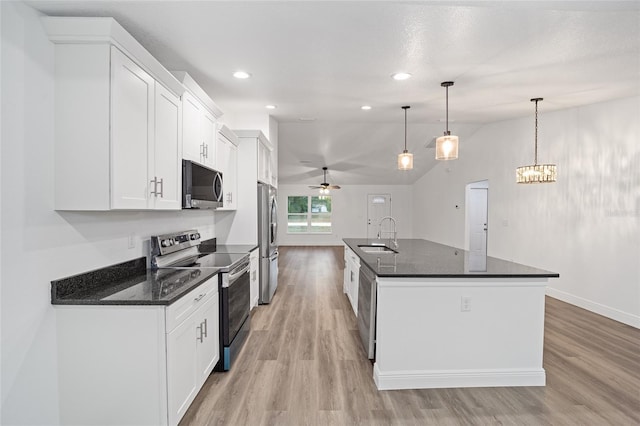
[{"left": 258, "top": 183, "right": 278, "bottom": 304}]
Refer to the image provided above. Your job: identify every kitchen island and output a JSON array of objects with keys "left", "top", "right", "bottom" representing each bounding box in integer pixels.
[{"left": 343, "top": 238, "right": 559, "bottom": 391}]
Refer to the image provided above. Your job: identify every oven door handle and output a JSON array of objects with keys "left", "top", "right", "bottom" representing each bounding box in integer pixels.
[{"left": 226, "top": 263, "right": 250, "bottom": 285}]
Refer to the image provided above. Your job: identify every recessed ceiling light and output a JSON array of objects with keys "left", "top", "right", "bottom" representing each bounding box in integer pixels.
[
  {"left": 298, "top": 117, "right": 316, "bottom": 122},
  {"left": 391, "top": 72, "right": 412, "bottom": 81},
  {"left": 361, "top": 105, "right": 372, "bottom": 110},
  {"left": 265, "top": 104, "right": 277, "bottom": 109},
  {"left": 233, "top": 70, "right": 251, "bottom": 79}
]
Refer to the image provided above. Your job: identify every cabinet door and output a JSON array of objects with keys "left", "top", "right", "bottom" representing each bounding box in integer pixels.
[
  {"left": 226, "top": 143, "right": 238, "bottom": 209},
  {"left": 350, "top": 262, "right": 359, "bottom": 315},
  {"left": 153, "top": 83, "right": 182, "bottom": 210},
  {"left": 343, "top": 248, "right": 350, "bottom": 295},
  {"left": 201, "top": 111, "right": 216, "bottom": 168},
  {"left": 250, "top": 250, "right": 259, "bottom": 309},
  {"left": 215, "top": 135, "right": 230, "bottom": 175},
  {"left": 166, "top": 311, "right": 198, "bottom": 426},
  {"left": 182, "top": 91, "right": 202, "bottom": 163},
  {"left": 195, "top": 292, "right": 220, "bottom": 387},
  {"left": 257, "top": 142, "right": 271, "bottom": 184},
  {"left": 216, "top": 134, "right": 237, "bottom": 210},
  {"left": 110, "top": 46, "right": 153, "bottom": 209}
]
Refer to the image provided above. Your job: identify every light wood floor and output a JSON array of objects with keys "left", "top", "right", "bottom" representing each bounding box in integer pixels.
[{"left": 180, "top": 246, "right": 640, "bottom": 425}]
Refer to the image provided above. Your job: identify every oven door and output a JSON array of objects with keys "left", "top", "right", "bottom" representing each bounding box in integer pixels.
[{"left": 221, "top": 259, "right": 250, "bottom": 346}]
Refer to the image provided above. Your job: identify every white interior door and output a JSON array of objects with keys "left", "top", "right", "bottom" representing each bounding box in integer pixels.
[
  {"left": 468, "top": 188, "right": 488, "bottom": 257},
  {"left": 367, "top": 194, "right": 392, "bottom": 239}
]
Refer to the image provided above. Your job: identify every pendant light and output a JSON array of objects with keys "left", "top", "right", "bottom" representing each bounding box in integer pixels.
[
  {"left": 397, "top": 106, "right": 413, "bottom": 170},
  {"left": 516, "top": 98, "right": 557, "bottom": 184},
  {"left": 436, "top": 81, "right": 459, "bottom": 160}
]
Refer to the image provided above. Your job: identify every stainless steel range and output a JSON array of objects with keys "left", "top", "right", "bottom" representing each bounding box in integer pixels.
[{"left": 151, "top": 230, "right": 251, "bottom": 371}]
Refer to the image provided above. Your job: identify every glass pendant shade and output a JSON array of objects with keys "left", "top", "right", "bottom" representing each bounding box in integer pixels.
[
  {"left": 398, "top": 151, "right": 414, "bottom": 170},
  {"left": 436, "top": 81, "right": 459, "bottom": 161},
  {"left": 435, "top": 133, "right": 459, "bottom": 160},
  {"left": 397, "top": 105, "right": 413, "bottom": 170}
]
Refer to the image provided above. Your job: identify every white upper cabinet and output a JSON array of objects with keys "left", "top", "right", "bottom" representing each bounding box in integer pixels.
[
  {"left": 153, "top": 83, "right": 182, "bottom": 210},
  {"left": 257, "top": 138, "right": 274, "bottom": 185},
  {"left": 172, "top": 72, "right": 223, "bottom": 170},
  {"left": 110, "top": 47, "right": 154, "bottom": 209},
  {"left": 43, "top": 17, "right": 184, "bottom": 210},
  {"left": 216, "top": 125, "right": 239, "bottom": 211},
  {"left": 181, "top": 91, "right": 216, "bottom": 168}
]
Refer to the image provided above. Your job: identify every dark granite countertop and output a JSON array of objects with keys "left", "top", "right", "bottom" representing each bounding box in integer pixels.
[
  {"left": 51, "top": 257, "right": 219, "bottom": 306},
  {"left": 343, "top": 238, "right": 559, "bottom": 278}
]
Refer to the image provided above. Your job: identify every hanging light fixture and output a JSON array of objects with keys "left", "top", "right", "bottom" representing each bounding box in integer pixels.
[
  {"left": 516, "top": 98, "right": 557, "bottom": 184},
  {"left": 436, "top": 81, "right": 459, "bottom": 160},
  {"left": 397, "top": 105, "right": 413, "bottom": 170}
]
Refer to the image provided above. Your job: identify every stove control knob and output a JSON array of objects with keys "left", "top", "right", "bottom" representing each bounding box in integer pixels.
[
  {"left": 161, "top": 239, "right": 170, "bottom": 247},
  {"left": 191, "top": 233, "right": 199, "bottom": 240}
]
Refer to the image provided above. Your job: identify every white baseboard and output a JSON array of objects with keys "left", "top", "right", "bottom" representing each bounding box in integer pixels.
[
  {"left": 546, "top": 287, "right": 640, "bottom": 329},
  {"left": 373, "top": 364, "right": 546, "bottom": 390}
]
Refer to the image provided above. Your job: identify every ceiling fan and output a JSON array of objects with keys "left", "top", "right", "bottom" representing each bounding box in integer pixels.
[{"left": 309, "top": 167, "right": 341, "bottom": 193}]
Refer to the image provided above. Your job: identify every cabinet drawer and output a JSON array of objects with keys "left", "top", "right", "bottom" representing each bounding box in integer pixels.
[{"left": 166, "top": 275, "right": 218, "bottom": 333}]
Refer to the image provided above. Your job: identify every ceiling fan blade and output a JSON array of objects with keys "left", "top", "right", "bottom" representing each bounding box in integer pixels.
[
  {"left": 308, "top": 185, "right": 322, "bottom": 189},
  {"left": 328, "top": 185, "right": 341, "bottom": 189}
]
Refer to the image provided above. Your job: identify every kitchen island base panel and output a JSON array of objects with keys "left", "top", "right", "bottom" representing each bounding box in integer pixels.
[
  {"left": 374, "top": 364, "right": 545, "bottom": 390},
  {"left": 374, "top": 277, "right": 547, "bottom": 390}
]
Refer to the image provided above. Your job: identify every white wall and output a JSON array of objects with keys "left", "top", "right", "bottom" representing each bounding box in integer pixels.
[
  {"left": 412, "top": 96, "right": 640, "bottom": 328},
  {"left": 0, "top": 4, "right": 217, "bottom": 424},
  {"left": 278, "top": 184, "right": 413, "bottom": 246}
]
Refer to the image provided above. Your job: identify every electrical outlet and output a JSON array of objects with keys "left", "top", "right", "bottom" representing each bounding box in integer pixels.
[
  {"left": 127, "top": 233, "right": 136, "bottom": 249},
  {"left": 461, "top": 296, "right": 472, "bottom": 312}
]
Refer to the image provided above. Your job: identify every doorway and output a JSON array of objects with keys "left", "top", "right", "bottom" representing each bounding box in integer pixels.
[
  {"left": 367, "top": 194, "right": 392, "bottom": 239},
  {"left": 465, "top": 181, "right": 489, "bottom": 261}
]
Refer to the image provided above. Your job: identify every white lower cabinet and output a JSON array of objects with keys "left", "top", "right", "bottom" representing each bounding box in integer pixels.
[
  {"left": 343, "top": 245, "right": 360, "bottom": 315},
  {"left": 167, "top": 290, "right": 219, "bottom": 426},
  {"left": 249, "top": 248, "right": 260, "bottom": 309},
  {"left": 56, "top": 276, "right": 219, "bottom": 426}
]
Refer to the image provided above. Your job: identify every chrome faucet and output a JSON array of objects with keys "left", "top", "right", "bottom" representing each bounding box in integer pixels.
[{"left": 377, "top": 216, "right": 398, "bottom": 249}]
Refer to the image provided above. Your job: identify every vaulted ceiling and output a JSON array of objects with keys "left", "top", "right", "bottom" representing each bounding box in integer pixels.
[{"left": 27, "top": 1, "right": 640, "bottom": 185}]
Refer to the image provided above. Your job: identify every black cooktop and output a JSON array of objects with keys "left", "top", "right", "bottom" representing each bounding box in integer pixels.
[{"left": 186, "top": 252, "right": 249, "bottom": 271}]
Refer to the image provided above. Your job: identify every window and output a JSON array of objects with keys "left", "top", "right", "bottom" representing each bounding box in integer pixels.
[{"left": 287, "top": 195, "right": 332, "bottom": 233}]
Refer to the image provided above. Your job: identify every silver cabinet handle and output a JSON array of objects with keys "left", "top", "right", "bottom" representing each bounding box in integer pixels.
[
  {"left": 202, "top": 319, "right": 208, "bottom": 338},
  {"left": 150, "top": 177, "right": 158, "bottom": 196},
  {"left": 200, "top": 143, "right": 205, "bottom": 158},
  {"left": 157, "top": 178, "right": 164, "bottom": 198},
  {"left": 204, "top": 144, "right": 208, "bottom": 158},
  {"left": 196, "top": 324, "right": 203, "bottom": 343},
  {"left": 194, "top": 293, "right": 205, "bottom": 302}
]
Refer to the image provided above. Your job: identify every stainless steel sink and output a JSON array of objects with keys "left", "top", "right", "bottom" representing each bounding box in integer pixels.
[{"left": 358, "top": 245, "right": 397, "bottom": 254}]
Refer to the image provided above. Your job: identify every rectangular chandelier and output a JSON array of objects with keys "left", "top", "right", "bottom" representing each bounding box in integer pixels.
[{"left": 516, "top": 164, "right": 557, "bottom": 184}]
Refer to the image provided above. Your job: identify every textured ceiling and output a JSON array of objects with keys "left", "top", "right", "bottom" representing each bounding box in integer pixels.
[{"left": 26, "top": 0, "right": 640, "bottom": 185}]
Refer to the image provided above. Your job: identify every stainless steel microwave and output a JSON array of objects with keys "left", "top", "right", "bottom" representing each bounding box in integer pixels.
[{"left": 182, "top": 160, "right": 223, "bottom": 209}]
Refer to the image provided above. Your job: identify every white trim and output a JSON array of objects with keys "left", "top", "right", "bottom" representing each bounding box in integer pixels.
[
  {"left": 376, "top": 277, "right": 548, "bottom": 288},
  {"left": 41, "top": 16, "right": 184, "bottom": 97},
  {"left": 172, "top": 71, "right": 224, "bottom": 118},
  {"left": 373, "top": 364, "right": 546, "bottom": 390},
  {"left": 546, "top": 287, "right": 640, "bottom": 329}
]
